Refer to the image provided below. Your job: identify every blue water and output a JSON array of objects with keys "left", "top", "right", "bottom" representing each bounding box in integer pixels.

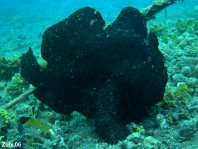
[{"left": 0, "top": 0, "right": 197, "bottom": 59}]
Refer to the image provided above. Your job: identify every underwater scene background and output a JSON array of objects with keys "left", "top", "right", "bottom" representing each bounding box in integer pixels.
[{"left": 0, "top": 0, "right": 198, "bottom": 148}]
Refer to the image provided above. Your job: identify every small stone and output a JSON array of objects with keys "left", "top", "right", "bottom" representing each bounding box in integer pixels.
[
  {"left": 187, "top": 77, "right": 198, "bottom": 88},
  {"left": 127, "top": 132, "right": 144, "bottom": 144},
  {"left": 172, "top": 74, "right": 187, "bottom": 83}
]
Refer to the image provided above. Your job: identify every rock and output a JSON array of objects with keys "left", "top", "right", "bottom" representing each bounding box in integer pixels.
[
  {"left": 143, "top": 136, "right": 161, "bottom": 149},
  {"left": 21, "top": 7, "right": 167, "bottom": 144},
  {"left": 181, "top": 66, "right": 192, "bottom": 77},
  {"left": 0, "top": 57, "right": 20, "bottom": 81}
]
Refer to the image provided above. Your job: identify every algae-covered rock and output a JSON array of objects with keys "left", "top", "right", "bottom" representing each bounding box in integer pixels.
[
  {"left": 0, "top": 57, "right": 20, "bottom": 81},
  {"left": 175, "top": 19, "right": 189, "bottom": 34},
  {"left": 175, "top": 18, "right": 198, "bottom": 35},
  {"left": 143, "top": 136, "right": 161, "bottom": 149},
  {"left": 0, "top": 108, "right": 16, "bottom": 138},
  {"left": 160, "top": 84, "right": 193, "bottom": 110},
  {"left": 148, "top": 23, "right": 167, "bottom": 36},
  {"left": 6, "top": 73, "right": 29, "bottom": 97}
]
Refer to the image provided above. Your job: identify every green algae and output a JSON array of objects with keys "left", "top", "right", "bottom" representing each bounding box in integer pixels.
[
  {"left": 175, "top": 18, "right": 198, "bottom": 34},
  {"left": 0, "top": 108, "right": 16, "bottom": 124},
  {"left": 149, "top": 23, "right": 167, "bottom": 36},
  {"left": 161, "top": 84, "right": 194, "bottom": 110},
  {"left": 6, "top": 73, "right": 29, "bottom": 97}
]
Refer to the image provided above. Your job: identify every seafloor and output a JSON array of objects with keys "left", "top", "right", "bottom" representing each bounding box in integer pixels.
[{"left": 0, "top": 1, "right": 198, "bottom": 149}]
